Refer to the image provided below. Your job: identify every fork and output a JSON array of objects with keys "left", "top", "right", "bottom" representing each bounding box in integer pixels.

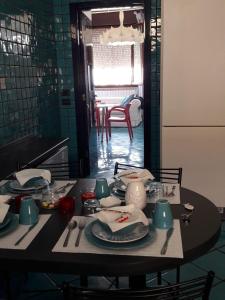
[{"left": 75, "top": 218, "right": 86, "bottom": 247}]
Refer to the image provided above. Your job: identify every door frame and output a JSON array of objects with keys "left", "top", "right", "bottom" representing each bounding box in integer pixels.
[{"left": 70, "top": 0, "right": 152, "bottom": 176}]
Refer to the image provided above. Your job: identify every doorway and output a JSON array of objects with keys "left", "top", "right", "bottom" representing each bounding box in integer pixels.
[{"left": 70, "top": 0, "right": 152, "bottom": 177}]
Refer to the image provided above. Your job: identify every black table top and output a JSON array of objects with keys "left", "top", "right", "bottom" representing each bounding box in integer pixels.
[{"left": 0, "top": 179, "right": 221, "bottom": 277}]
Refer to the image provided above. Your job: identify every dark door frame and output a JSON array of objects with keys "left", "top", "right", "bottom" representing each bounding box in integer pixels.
[{"left": 70, "top": 0, "right": 152, "bottom": 176}]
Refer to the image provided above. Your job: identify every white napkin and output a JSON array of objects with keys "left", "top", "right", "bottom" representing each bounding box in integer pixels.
[
  {"left": 117, "top": 169, "right": 154, "bottom": 186},
  {"left": 0, "top": 203, "right": 10, "bottom": 223},
  {"left": 93, "top": 204, "right": 149, "bottom": 232},
  {"left": 99, "top": 196, "right": 121, "bottom": 208},
  {"left": 0, "top": 195, "right": 11, "bottom": 204},
  {"left": 15, "top": 169, "right": 51, "bottom": 186}
]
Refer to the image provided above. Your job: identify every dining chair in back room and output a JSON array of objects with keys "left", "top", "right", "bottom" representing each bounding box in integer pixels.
[{"left": 105, "top": 103, "right": 133, "bottom": 142}]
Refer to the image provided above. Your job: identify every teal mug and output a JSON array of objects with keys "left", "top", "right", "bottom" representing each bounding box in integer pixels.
[
  {"left": 94, "top": 178, "right": 110, "bottom": 200},
  {"left": 152, "top": 199, "right": 173, "bottom": 229},
  {"left": 19, "top": 196, "right": 39, "bottom": 225}
]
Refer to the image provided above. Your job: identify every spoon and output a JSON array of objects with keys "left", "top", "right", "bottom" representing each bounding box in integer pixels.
[{"left": 63, "top": 220, "right": 77, "bottom": 247}]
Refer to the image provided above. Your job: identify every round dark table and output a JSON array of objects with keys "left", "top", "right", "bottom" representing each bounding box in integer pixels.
[{"left": 0, "top": 179, "right": 221, "bottom": 286}]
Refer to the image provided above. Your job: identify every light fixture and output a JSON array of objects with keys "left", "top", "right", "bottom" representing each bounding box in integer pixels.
[{"left": 100, "top": 11, "right": 144, "bottom": 46}]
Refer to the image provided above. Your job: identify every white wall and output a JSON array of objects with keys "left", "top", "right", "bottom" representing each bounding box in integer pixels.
[
  {"left": 161, "top": 0, "right": 225, "bottom": 206},
  {"left": 161, "top": 0, "right": 225, "bottom": 126}
]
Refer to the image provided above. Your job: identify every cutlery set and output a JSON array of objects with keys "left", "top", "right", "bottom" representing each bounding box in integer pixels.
[{"left": 62, "top": 218, "right": 86, "bottom": 247}]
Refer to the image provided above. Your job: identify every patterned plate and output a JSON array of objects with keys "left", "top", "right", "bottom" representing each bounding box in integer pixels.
[
  {"left": 5, "top": 180, "right": 53, "bottom": 194},
  {"left": 0, "top": 212, "right": 12, "bottom": 230},
  {"left": 91, "top": 220, "right": 149, "bottom": 244},
  {"left": 85, "top": 221, "right": 156, "bottom": 250},
  {"left": 0, "top": 214, "right": 19, "bottom": 237}
]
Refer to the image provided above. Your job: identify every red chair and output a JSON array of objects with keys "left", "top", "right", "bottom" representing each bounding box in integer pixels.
[
  {"left": 95, "top": 100, "right": 101, "bottom": 136},
  {"left": 105, "top": 103, "right": 133, "bottom": 142}
]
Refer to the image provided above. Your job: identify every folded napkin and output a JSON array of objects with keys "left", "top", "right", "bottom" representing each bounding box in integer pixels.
[
  {"left": 0, "top": 195, "right": 11, "bottom": 204},
  {"left": 117, "top": 169, "right": 154, "bottom": 186},
  {"left": 15, "top": 169, "right": 51, "bottom": 186},
  {"left": 0, "top": 203, "right": 10, "bottom": 223},
  {"left": 93, "top": 204, "right": 149, "bottom": 232},
  {"left": 99, "top": 196, "right": 121, "bottom": 208}
]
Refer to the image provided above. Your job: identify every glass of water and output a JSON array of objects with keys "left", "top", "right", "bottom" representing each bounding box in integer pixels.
[{"left": 148, "top": 181, "right": 163, "bottom": 203}]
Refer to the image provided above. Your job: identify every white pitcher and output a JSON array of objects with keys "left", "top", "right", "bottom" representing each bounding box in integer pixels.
[{"left": 125, "top": 181, "right": 146, "bottom": 210}]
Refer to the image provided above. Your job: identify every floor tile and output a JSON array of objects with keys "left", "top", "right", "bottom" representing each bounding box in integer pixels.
[
  {"left": 161, "top": 263, "right": 207, "bottom": 283},
  {"left": 211, "top": 228, "right": 225, "bottom": 250},
  {"left": 192, "top": 250, "right": 225, "bottom": 280},
  {"left": 89, "top": 125, "right": 144, "bottom": 177},
  {"left": 210, "top": 280, "right": 225, "bottom": 300}
]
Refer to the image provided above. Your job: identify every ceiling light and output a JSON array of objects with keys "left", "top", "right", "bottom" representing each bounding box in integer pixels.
[{"left": 100, "top": 11, "right": 144, "bottom": 46}]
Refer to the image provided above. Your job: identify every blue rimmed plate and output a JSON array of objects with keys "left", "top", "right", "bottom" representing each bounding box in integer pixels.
[
  {"left": 85, "top": 220, "right": 156, "bottom": 250},
  {"left": 0, "top": 212, "right": 13, "bottom": 230},
  {"left": 91, "top": 220, "right": 149, "bottom": 244},
  {"left": 5, "top": 179, "right": 54, "bottom": 194},
  {"left": 0, "top": 213, "right": 19, "bottom": 237}
]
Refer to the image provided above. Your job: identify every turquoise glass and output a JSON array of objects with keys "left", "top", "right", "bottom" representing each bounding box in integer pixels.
[
  {"left": 19, "top": 196, "right": 39, "bottom": 225},
  {"left": 94, "top": 178, "right": 110, "bottom": 200},
  {"left": 152, "top": 199, "right": 173, "bottom": 229}
]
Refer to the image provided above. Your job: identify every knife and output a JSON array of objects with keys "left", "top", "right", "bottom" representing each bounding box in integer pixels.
[
  {"left": 160, "top": 227, "right": 174, "bottom": 255},
  {"left": 14, "top": 222, "right": 38, "bottom": 246}
]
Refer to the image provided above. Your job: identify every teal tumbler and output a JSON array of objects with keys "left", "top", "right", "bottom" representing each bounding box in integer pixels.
[{"left": 94, "top": 178, "right": 110, "bottom": 200}]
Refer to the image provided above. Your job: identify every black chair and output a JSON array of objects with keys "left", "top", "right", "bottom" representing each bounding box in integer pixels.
[
  {"left": 114, "top": 162, "right": 182, "bottom": 185},
  {"left": 62, "top": 271, "right": 215, "bottom": 300},
  {"left": 37, "top": 162, "right": 70, "bottom": 180},
  {"left": 114, "top": 162, "right": 183, "bottom": 285}
]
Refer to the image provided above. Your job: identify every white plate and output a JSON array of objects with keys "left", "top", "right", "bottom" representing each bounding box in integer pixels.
[{"left": 91, "top": 220, "right": 149, "bottom": 244}]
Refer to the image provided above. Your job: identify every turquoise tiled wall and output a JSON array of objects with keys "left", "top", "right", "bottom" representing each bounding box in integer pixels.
[
  {"left": 53, "top": 0, "right": 161, "bottom": 170},
  {"left": 0, "top": 0, "right": 161, "bottom": 175},
  {"left": 0, "top": 0, "right": 60, "bottom": 146}
]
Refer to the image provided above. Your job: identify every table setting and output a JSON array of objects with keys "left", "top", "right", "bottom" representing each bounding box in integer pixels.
[
  {"left": 52, "top": 173, "right": 184, "bottom": 259},
  {"left": 110, "top": 169, "right": 181, "bottom": 204},
  {"left": 0, "top": 168, "right": 77, "bottom": 249}
]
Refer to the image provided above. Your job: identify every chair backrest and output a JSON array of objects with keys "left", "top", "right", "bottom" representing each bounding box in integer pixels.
[
  {"left": 37, "top": 162, "right": 70, "bottom": 180},
  {"left": 62, "top": 271, "right": 214, "bottom": 300},
  {"left": 114, "top": 162, "right": 182, "bottom": 185}
]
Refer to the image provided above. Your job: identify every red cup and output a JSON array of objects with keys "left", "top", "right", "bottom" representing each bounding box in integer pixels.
[{"left": 58, "top": 196, "right": 75, "bottom": 214}]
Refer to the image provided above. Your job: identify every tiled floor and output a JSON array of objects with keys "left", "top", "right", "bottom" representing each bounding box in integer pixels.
[
  {"left": 89, "top": 124, "right": 144, "bottom": 178},
  {"left": 8, "top": 125, "right": 225, "bottom": 299}
]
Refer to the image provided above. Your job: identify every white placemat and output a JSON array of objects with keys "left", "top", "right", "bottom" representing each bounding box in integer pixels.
[
  {"left": 51, "top": 180, "right": 77, "bottom": 196},
  {"left": 52, "top": 217, "right": 183, "bottom": 258},
  {"left": 0, "top": 214, "right": 51, "bottom": 250},
  {"left": 147, "top": 183, "right": 180, "bottom": 204}
]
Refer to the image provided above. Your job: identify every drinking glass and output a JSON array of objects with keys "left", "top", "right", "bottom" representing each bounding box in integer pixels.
[
  {"left": 149, "top": 181, "right": 163, "bottom": 203},
  {"left": 58, "top": 196, "right": 75, "bottom": 215},
  {"left": 19, "top": 196, "right": 39, "bottom": 225},
  {"left": 94, "top": 178, "right": 110, "bottom": 200},
  {"left": 152, "top": 199, "right": 173, "bottom": 229}
]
